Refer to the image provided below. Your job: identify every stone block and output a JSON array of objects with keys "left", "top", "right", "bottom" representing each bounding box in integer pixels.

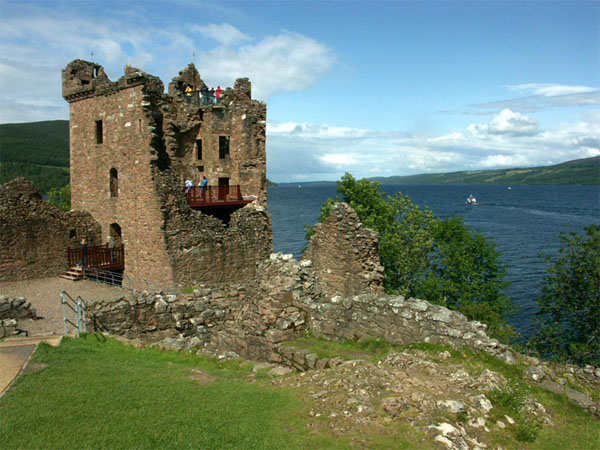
[
  {"left": 305, "top": 353, "right": 318, "bottom": 369},
  {"left": 265, "top": 328, "right": 288, "bottom": 343}
]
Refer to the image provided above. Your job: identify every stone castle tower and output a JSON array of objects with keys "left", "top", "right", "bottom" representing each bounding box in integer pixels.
[{"left": 62, "top": 59, "right": 271, "bottom": 289}]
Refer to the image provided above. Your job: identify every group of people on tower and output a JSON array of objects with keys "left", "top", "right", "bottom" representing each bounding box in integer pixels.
[
  {"left": 184, "top": 83, "right": 222, "bottom": 105},
  {"left": 184, "top": 176, "right": 208, "bottom": 195}
]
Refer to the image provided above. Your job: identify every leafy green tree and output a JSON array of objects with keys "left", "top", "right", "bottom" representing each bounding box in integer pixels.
[
  {"left": 308, "top": 173, "right": 515, "bottom": 341},
  {"left": 46, "top": 184, "right": 71, "bottom": 211},
  {"left": 413, "top": 216, "right": 514, "bottom": 341},
  {"left": 528, "top": 224, "right": 600, "bottom": 366}
]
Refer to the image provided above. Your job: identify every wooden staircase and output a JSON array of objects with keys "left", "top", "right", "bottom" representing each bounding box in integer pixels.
[{"left": 59, "top": 266, "right": 84, "bottom": 281}]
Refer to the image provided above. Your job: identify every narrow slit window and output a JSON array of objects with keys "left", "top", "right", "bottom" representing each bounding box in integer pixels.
[
  {"left": 196, "top": 139, "right": 203, "bottom": 160},
  {"left": 219, "top": 136, "right": 229, "bottom": 159},
  {"left": 95, "top": 120, "right": 103, "bottom": 144},
  {"left": 110, "top": 168, "right": 118, "bottom": 198}
]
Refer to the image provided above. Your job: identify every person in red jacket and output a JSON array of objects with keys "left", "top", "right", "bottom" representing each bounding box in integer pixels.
[{"left": 215, "top": 86, "right": 222, "bottom": 103}]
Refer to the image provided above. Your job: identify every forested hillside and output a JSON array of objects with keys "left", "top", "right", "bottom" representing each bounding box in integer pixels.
[
  {"left": 0, "top": 120, "right": 69, "bottom": 193},
  {"left": 370, "top": 156, "right": 600, "bottom": 185}
]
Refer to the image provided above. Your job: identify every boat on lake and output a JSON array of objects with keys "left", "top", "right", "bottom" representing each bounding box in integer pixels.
[{"left": 466, "top": 194, "right": 478, "bottom": 205}]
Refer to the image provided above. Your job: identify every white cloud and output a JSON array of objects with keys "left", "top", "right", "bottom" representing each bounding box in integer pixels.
[
  {"left": 0, "top": 6, "right": 335, "bottom": 122},
  {"left": 266, "top": 109, "right": 600, "bottom": 181},
  {"left": 197, "top": 31, "right": 336, "bottom": 99},
  {"left": 506, "top": 83, "right": 598, "bottom": 97},
  {"left": 190, "top": 23, "right": 251, "bottom": 46},
  {"left": 478, "top": 154, "right": 531, "bottom": 168},
  {"left": 320, "top": 154, "right": 358, "bottom": 166},
  {"left": 486, "top": 109, "right": 539, "bottom": 136},
  {"left": 473, "top": 84, "right": 600, "bottom": 114},
  {"left": 268, "top": 122, "right": 368, "bottom": 139}
]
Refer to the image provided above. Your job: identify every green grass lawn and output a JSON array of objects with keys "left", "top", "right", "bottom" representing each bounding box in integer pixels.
[
  {"left": 1, "top": 336, "right": 599, "bottom": 449},
  {"left": 0, "top": 336, "right": 339, "bottom": 450}
]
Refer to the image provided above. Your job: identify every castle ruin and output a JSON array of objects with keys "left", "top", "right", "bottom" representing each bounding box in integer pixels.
[{"left": 62, "top": 60, "right": 271, "bottom": 288}]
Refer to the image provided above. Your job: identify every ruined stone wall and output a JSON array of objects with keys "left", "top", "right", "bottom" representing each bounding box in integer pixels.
[
  {"left": 163, "top": 66, "right": 267, "bottom": 205},
  {"left": 302, "top": 203, "right": 384, "bottom": 297},
  {"left": 0, "top": 178, "right": 101, "bottom": 281},
  {"left": 85, "top": 255, "right": 513, "bottom": 364},
  {"left": 0, "top": 296, "right": 37, "bottom": 320}
]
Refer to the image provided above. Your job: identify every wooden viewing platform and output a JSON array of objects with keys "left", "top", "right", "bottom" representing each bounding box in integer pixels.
[
  {"left": 65, "top": 244, "right": 125, "bottom": 271},
  {"left": 186, "top": 185, "right": 254, "bottom": 208}
]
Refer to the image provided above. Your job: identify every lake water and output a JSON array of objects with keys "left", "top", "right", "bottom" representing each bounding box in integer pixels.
[{"left": 268, "top": 183, "right": 600, "bottom": 338}]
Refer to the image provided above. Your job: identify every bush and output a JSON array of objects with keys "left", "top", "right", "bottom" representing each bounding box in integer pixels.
[
  {"left": 528, "top": 224, "right": 600, "bottom": 366},
  {"left": 46, "top": 184, "right": 71, "bottom": 211}
]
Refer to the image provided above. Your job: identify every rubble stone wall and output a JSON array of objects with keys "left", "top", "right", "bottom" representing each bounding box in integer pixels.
[
  {"left": 86, "top": 255, "right": 513, "bottom": 364},
  {"left": 302, "top": 203, "right": 384, "bottom": 297},
  {"left": 0, "top": 296, "right": 37, "bottom": 320},
  {"left": 0, "top": 178, "right": 101, "bottom": 281}
]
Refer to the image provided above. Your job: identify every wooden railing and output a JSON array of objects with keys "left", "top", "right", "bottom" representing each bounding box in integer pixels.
[
  {"left": 67, "top": 244, "right": 124, "bottom": 269},
  {"left": 186, "top": 185, "right": 253, "bottom": 207}
]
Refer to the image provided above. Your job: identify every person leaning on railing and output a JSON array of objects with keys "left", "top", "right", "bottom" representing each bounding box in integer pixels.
[{"left": 199, "top": 176, "right": 208, "bottom": 201}]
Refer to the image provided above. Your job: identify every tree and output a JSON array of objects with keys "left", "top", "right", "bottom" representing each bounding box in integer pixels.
[
  {"left": 46, "top": 184, "right": 71, "bottom": 211},
  {"left": 413, "top": 216, "right": 514, "bottom": 341},
  {"left": 307, "top": 173, "right": 515, "bottom": 341},
  {"left": 528, "top": 224, "right": 600, "bottom": 366}
]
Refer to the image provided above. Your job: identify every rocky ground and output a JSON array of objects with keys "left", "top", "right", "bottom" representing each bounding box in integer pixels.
[
  {"left": 264, "top": 345, "right": 598, "bottom": 449},
  {"left": 267, "top": 350, "right": 525, "bottom": 448}
]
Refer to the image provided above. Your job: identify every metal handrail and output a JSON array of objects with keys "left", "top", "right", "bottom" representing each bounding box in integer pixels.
[
  {"left": 61, "top": 290, "right": 87, "bottom": 337},
  {"left": 79, "top": 266, "right": 171, "bottom": 293}
]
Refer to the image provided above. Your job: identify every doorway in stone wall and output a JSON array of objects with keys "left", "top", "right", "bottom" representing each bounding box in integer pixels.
[
  {"left": 110, "top": 223, "right": 122, "bottom": 246},
  {"left": 218, "top": 177, "right": 229, "bottom": 200}
]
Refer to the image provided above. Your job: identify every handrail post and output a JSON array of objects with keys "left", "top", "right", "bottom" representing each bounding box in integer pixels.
[
  {"left": 77, "top": 296, "right": 87, "bottom": 334},
  {"left": 75, "top": 298, "right": 80, "bottom": 338},
  {"left": 61, "top": 291, "right": 68, "bottom": 335}
]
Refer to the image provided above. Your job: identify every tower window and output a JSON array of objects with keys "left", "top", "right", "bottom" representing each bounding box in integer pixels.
[
  {"left": 196, "top": 139, "right": 202, "bottom": 160},
  {"left": 95, "top": 120, "right": 103, "bottom": 144},
  {"left": 110, "top": 168, "right": 118, "bottom": 198},
  {"left": 219, "top": 136, "right": 230, "bottom": 159}
]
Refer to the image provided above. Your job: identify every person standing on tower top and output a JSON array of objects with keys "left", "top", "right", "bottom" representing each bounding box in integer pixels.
[
  {"left": 215, "top": 86, "right": 222, "bottom": 103},
  {"left": 200, "top": 84, "right": 209, "bottom": 105}
]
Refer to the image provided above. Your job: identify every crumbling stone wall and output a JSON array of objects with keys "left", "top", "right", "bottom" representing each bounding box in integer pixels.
[
  {"left": 85, "top": 254, "right": 513, "bottom": 364},
  {"left": 0, "top": 296, "right": 37, "bottom": 320},
  {"left": 0, "top": 178, "right": 101, "bottom": 281},
  {"left": 63, "top": 59, "right": 271, "bottom": 288},
  {"left": 302, "top": 202, "right": 384, "bottom": 296}
]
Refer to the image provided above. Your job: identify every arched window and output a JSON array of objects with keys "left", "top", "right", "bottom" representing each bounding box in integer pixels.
[
  {"left": 110, "top": 223, "right": 122, "bottom": 244},
  {"left": 110, "top": 168, "right": 118, "bottom": 197}
]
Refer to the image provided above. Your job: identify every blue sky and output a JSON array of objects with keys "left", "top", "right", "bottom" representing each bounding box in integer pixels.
[{"left": 1, "top": 0, "right": 598, "bottom": 181}]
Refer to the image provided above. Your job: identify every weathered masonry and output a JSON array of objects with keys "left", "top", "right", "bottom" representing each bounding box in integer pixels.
[{"left": 62, "top": 60, "right": 271, "bottom": 288}]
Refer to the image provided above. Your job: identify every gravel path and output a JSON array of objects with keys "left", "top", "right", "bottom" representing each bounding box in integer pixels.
[{"left": 1, "top": 277, "right": 129, "bottom": 336}]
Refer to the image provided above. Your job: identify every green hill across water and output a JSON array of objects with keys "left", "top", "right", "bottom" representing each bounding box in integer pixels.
[
  {"left": 1, "top": 120, "right": 598, "bottom": 192},
  {"left": 369, "top": 156, "right": 600, "bottom": 185},
  {"left": 0, "top": 120, "right": 70, "bottom": 193}
]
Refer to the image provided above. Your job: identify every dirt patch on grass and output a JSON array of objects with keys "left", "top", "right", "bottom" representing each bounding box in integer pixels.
[
  {"left": 23, "top": 363, "right": 49, "bottom": 374},
  {"left": 189, "top": 368, "right": 216, "bottom": 385}
]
